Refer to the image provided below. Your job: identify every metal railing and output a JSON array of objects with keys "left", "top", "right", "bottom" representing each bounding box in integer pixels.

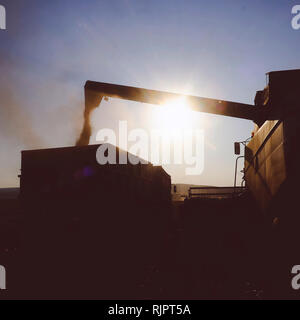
[{"left": 188, "top": 186, "right": 246, "bottom": 199}]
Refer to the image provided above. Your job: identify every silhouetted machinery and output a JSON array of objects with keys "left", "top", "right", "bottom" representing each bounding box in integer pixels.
[
  {"left": 15, "top": 69, "right": 299, "bottom": 299},
  {"left": 81, "top": 69, "right": 300, "bottom": 217},
  {"left": 16, "top": 145, "right": 172, "bottom": 299},
  {"left": 245, "top": 70, "right": 300, "bottom": 214},
  {"left": 79, "top": 71, "right": 300, "bottom": 298}
]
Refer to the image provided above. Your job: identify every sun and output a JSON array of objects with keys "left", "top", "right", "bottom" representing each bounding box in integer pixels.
[{"left": 151, "top": 96, "right": 197, "bottom": 133}]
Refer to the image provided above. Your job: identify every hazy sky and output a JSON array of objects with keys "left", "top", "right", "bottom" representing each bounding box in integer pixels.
[{"left": 0, "top": 0, "right": 300, "bottom": 187}]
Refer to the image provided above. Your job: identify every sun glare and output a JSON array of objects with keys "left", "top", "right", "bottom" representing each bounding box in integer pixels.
[{"left": 152, "top": 97, "right": 198, "bottom": 133}]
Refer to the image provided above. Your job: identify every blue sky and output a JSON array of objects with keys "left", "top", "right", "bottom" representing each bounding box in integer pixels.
[{"left": 0, "top": 0, "right": 299, "bottom": 187}]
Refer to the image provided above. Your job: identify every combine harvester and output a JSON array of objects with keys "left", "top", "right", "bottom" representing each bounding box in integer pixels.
[
  {"left": 7, "top": 69, "right": 300, "bottom": 299},
  {"left": 81, "top": 70, "right": 300, "bottom": 216},
  {"left": 75, "top": 69, "right": 300, "bottom": 298}
]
